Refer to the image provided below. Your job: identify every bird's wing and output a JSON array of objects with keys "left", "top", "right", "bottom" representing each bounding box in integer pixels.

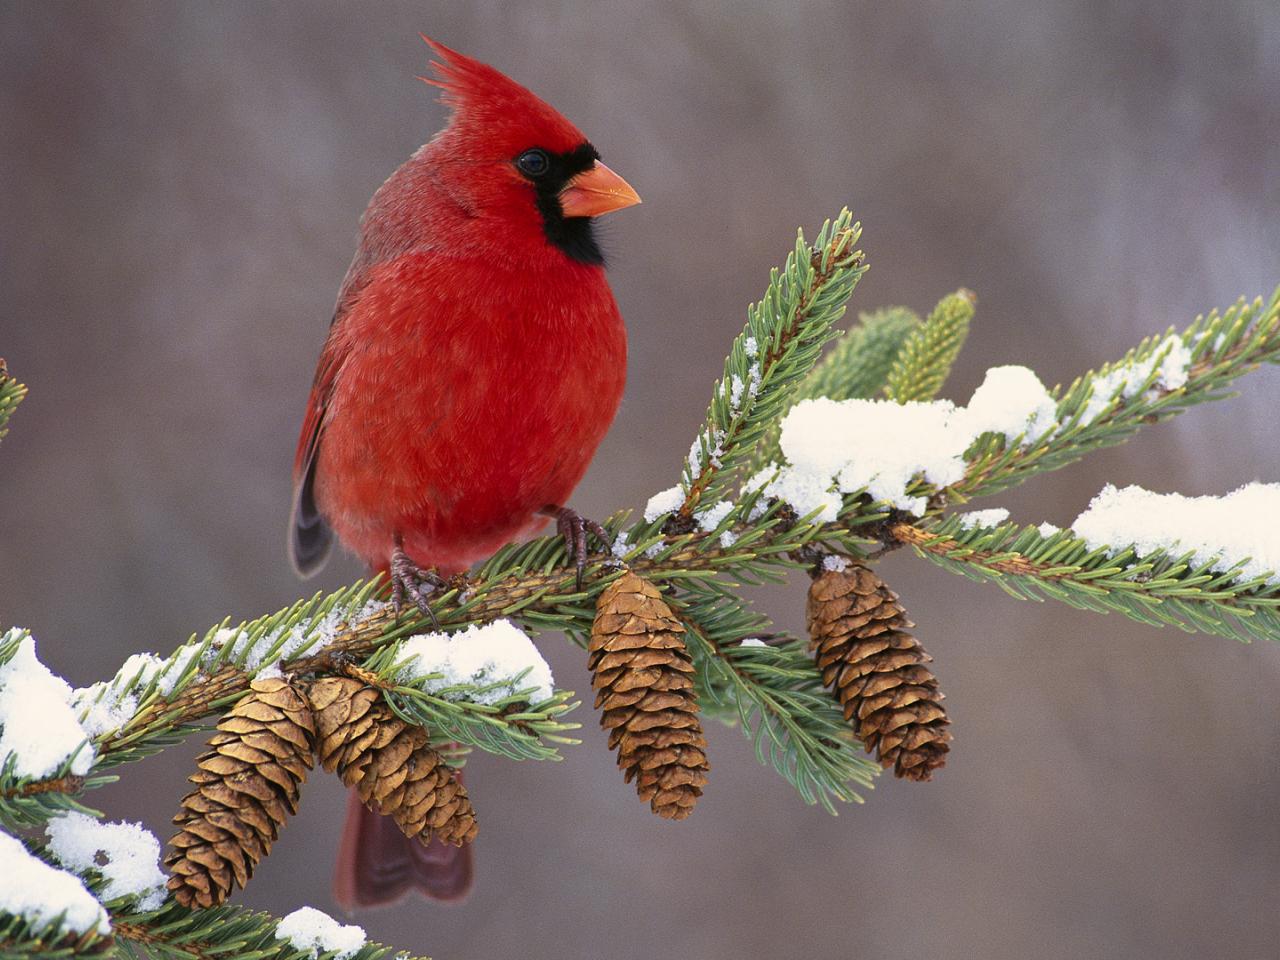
[
  {"left": 288, "top": 316, "right": 350, "bottom": 577},
  {"left": 288, "top": 254, "right": 375, "bottom": 577}
]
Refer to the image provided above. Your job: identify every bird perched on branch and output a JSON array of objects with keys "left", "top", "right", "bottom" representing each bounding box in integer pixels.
[{"left": 288, "top": 37, "right": 639, "bottom": 908}]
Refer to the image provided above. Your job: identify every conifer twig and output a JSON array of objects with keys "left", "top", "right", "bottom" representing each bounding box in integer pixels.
[{"left": 0, "top": 360, "right": 27, "bottom": 444}]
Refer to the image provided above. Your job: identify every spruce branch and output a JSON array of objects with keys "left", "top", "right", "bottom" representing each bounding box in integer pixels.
[
  {"left": 0, "top": 917, "right": 112, "bottom": 959},
  {"left": 674, "top": 209, "right": 868, "bottom": 520},
  {"left": 0, "top": 893, "right": 426, "bottom": 960},
  {"left": 884, "top": 289, "right": 975, "bottom": 402},
  {"left": 106, "top": 899, "right": 427, "bottom": 960},
  {"left": 952, "top": 289, "right": 1280, "bottom": 501},
  {"left": 11, "top": 274, "right": 1279, "bottom": 802},
  {"left": 890, "top": 516, "right": 1280, "bottom": 643},
  {"left": 363, "top": 641, "right": 582, "bottom": 763},
  {"left": 0, "top": 769, "right": 112, "bottom": 831}
]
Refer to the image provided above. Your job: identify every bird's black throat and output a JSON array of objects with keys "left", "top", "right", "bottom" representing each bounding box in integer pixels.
[{"left": 522, "top": 142, "right": 606, "bottom": 266}]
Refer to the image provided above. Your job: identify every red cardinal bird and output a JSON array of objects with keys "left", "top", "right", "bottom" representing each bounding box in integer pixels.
[{"left": 288, "top": 38, "right": 639, "bottom": 908}]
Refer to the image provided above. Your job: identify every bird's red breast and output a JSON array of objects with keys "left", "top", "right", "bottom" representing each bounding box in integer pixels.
[{"left": 308, "top": 247, "right": 625, "bottom": 572}]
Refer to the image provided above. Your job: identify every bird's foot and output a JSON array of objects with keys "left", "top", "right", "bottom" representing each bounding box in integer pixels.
[
  {"left": 390, "top": 544, "right": 446, "bottom": 626},
  {"left": 542, "top": 505, "right": 610, "bottom": 590}
]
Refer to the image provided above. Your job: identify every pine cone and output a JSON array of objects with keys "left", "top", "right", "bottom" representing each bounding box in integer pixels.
[
  {"left": 166, "top": 676, "right": 315, "bottom": 908},
  {"left": 306, "top": 676, "right": 477, "bottom": 846},
  {"left": 589, "top": 573, "right": 709, "bottom": 819},
  {"left": 806, "top": 565, "right": 952, "bottom": 780}
]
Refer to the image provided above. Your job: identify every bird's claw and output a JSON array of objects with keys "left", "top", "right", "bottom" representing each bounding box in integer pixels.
[
  {"left": 545, "top": 505, "right": 610, "bottom": 590},
  {"left": 390, "top": 544, "right": 445, "bottom": 627}
]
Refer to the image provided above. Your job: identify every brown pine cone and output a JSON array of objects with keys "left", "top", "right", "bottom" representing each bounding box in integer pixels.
[
  {"left": 589, "top": 573, "right": 709, "bottom": 819},
  {"left": 306, "top": 676, "right": 477, "bottom": 846},
  {"left": 806, "top": 564, "right": 952, "bottom": 781},
  {"left": 166, "top": 676, "right": 315, "bottom": 908}
]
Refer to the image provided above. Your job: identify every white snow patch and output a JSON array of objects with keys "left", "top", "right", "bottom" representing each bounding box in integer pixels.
[
  {"left": 72, "top": 653, "right": 168, "bottom": 738},
  {"left": 821, "top": 554, "right": 851, "bottom": 572},
  {"left": 1076, "top": 335, "right": 1193, "bottom": 427},
  {"left": 276, "top": 906, "right": 365, "bottom": 960},
  {"left": 1038, "top": 522, "right": 1063, "bottom": 538},
  {"left": 764, "top": 464, "right": 847, "bottom": 522},
  {"left": 611, "top": 532, "right": 632, "bottom": 559},
  {"left": 687, "top": 437, "right": 703, "bottom": 475},
  {"left": 738, "top": 638, "right": 768, "bottom": 648},
  {"left": 743, "top": 335, "right": 759, "bottom": 358},
  {"left": 687, "top": 431, "right": 725, "bottom": 476},
  {"left": 0, "top": 634, "right": 94, "bottom": 778},
  {"left": 763, "top": 366, "right": 1067, "bottom": 520},
  {"left": 767, "top": 397, "right": 966, "bottom": 517},
  {"left": 397, "top": 619, "right": 553, "bottom": 705},
  {"left": 743, "top": 466, "right": 777, "bottom": 495},
  {"left": 956, "top": 508, "right": 1011, "bottom": 529},
  {"left": 727, "top": 366, "right": 761, "bottom": 412},
  {"left": 210, "top": 626, "right": 248, "bottom": 655},
  {"left": 727, "top": 375, "right": 745, "bottom": 409},
  {"left": 644, "top": 486, "right": 684, "bottom": 522},
  {"left": 695, "top": 500, "right": 734, "bottom": 532},
  {"left": 73, "top": 685, "right": 136, "bottom": 740},
  {"left": 157, "top": 643, "right": 205, "bottom": 695},
  {"left": 1072, "top": 482, "right": 1280, "bottom": 584},
  {"left": 743, "top": 466, "right": 779, "bottom": 520},
  {"left": 962, "top": 365, "right": 1057, "bottom": 444},
  {"left": 0, "top": 831, "right": 109, "bottom": 935},
  {"left": 46, "top": 812, "right": 166, "bottom": 910},
  {"left": 112, "top": 653, "right": 165, "bottom": 687}
]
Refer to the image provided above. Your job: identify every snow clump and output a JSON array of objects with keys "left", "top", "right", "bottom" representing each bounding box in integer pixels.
[
  {"left": 45, "top": 812, "right": 166, "bottom": 910},
  {"left": 396, "top": 619, "right": 554, "bottom": 705},
  {"left": 275, "top": 906, "right": 366, "bottom": 960},
  {"left": 1072, "top": 482, "right": 1280, "bottom": 585}
]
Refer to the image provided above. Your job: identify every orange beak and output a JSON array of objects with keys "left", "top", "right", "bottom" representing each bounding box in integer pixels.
[{"left": 559, "top": 161, "right": 641, "bottom": 219}]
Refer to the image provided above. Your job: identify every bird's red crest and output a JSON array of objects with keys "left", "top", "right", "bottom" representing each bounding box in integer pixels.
[{"left": 418, "top": 36, "right": 587, "bottom": 155}]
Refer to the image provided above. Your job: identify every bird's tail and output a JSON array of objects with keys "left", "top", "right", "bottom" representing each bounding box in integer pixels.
[{"left": 332, "top": 789, "right": 473, "bottom": 909}]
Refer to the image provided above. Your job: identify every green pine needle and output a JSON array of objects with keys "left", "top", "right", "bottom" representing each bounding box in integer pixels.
[
  {"left": 884, "top": 289, "right": 975, "bottom": 403},
  {"left": 672, "top": 209, "right": 868, "bottom": 520},
  {"left": 0, "top": 363, "right": 27, "bottom": 446}
]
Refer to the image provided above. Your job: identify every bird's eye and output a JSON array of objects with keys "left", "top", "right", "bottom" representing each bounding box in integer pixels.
[{"left": 516, "top": 149, "right": 551, "bottom": 178}]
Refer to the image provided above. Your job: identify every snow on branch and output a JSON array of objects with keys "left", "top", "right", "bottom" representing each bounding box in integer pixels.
[
  {"left": 0, "top": 831, "right": 110, "bottom": 938},
  {"left": 754, "top": 363, "right": 1057, "bottom": 520},
  {"left": 1073, "top": 482, "right": 1280, "bottom": 586},
  {"left": 275, "top": 907, "right": 366, "bottom": 960},
  {"left": 957, "top": 288, "right": 1280, "bottom": 499},
  {"left": 893, "top": 500, "right": 1280, "bottom": 643},
  {"left": 0, "top": 630, "right": 96, "bottom": 779},
  {"left": 45, "top": 811, "right": 167, "bottom": 910}
]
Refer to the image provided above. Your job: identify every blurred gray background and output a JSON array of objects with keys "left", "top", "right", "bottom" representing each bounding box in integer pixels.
[{"left": 2, "top": 2, "right": 1278, "bottom": 958}]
